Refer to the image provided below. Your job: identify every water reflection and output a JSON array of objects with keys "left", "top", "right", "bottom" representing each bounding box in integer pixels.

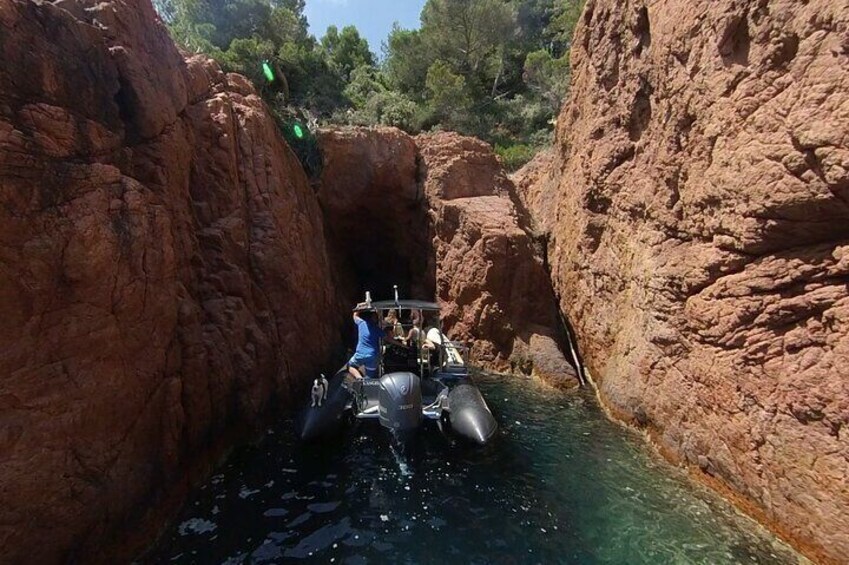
[{"left": 144, "top": 374, "right": 806, "bottom": 564}]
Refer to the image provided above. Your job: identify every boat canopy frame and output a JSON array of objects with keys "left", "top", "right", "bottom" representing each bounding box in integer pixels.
[{"left": 361, "top": 299, "right": 441, "bottom": 312}]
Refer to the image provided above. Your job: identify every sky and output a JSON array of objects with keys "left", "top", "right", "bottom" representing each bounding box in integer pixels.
[{"left": 304, "top": 0, "right": 427, "bottom": 58}]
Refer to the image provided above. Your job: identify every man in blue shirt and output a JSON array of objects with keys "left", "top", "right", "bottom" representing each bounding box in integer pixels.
[{"left": 348, "top": 308, "right": 389, "bottom": 379}]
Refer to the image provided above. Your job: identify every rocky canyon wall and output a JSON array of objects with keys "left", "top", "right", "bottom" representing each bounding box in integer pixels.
[
  {"left": 0, "top": 1, "right": 342, "bottom": 562},
  {"left": 515, "top": 0, "right": 849, "bottom": 561},
  {"left": 318, "top": 127, "right": 578, "bottom": 388}
]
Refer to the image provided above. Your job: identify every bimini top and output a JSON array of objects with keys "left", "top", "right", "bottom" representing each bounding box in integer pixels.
[{"left": 368, "top": 299, "right": 441, "bottom": 311}]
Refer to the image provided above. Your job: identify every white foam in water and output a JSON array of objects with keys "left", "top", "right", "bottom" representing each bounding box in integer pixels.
[
  {"left": 239, "top": 486, "right": 261, "bottom": 499},
  {"left": 390, "top": 443, "right": 413, "bottom": 478},
  {"left": 177, "top": 518, "right": 217, "bottom": 536}
]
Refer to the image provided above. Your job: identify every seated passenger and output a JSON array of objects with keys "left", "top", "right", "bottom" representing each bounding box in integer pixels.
[
  {"left": 418, "top": 311, "right": 442, "bottom": 351},
  {"left": 425, "top": 326, "right": 442, "bottom": 350},
  {"left": 348, "top": 308, "right": 394, "bottom": 380},
  {"left": 383, "top": 308, "right": 404, "bottom": 339},
  {"left": 402, "top": 309, "right": 423, "bottom": 346}
]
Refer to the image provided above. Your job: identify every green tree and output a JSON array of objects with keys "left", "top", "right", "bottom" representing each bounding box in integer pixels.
[
  {"left": 278, "top": 41, "right": 346, "bottom": 113},
  {"left": 548, "top": 0, "right": 584, "bottom": 54},
  {"left": 348, "top": 90, "right": 418, "bottom": 130},
  {"left": 512, "top": 0, "right": 554, "bottom": 47},
  {"left": 164, "top": 0, "right": 347, "bottom": 116},
  {"left": 153, "top": 0, "right": 176, "bottom": 23},
  {"left": 383, "top": 25, "right": 432, "bottom": 100},
  {"left": 342, "top": 65, "right": 419, "bottom": 130},
  {"left": 425, "top": 60, "right": 472, "bottom": 129},
  {"left": 321, "top": 26, "right": 375, "bottom": 80},
  {"left": 344, "top": 65, "right": 386, "bottom": 108},
  {"left": 420, "top": 0, "right": 516, "bottom": 97},
  {"left": 277, "top": 0, "right": 308, "bottom": 31},
  {"left": 223, "top": 36, "right": 277, "bottom": 82},
  {"left": 154, "top": 0, "right": 590, "bottom": 161},
  {"left": 523, "top": 49, "right": 571, "bottom": 113}
]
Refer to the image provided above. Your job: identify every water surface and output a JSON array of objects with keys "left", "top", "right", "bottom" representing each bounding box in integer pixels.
[{"left": 144, "top": 373, "right": 804, "bottom": 564}]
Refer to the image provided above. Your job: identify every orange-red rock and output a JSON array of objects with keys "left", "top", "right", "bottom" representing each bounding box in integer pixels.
[
  {"left": 0, "top": 1, "right": 341, "bottom": 562},
  {"left": 417, "top": 132, "right": 578, "bottom": 386},
  {"left": 515, "top": 0, "right": 849, "bottom": 561}
]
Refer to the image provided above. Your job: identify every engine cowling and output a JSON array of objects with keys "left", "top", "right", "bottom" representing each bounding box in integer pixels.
[{"left": 378, "top": 372, "right": 422, "bottom": 436}]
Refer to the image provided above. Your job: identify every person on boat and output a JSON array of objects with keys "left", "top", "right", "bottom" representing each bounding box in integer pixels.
[
  {"left": 421, "top": 315, "right": 445, "bottom": 369},
  {"left": 402, "top": 309, "right": 423, "bottom": 346},
  {"left": 348, "top": 307, "right": 395, "bottom": 379},
  {"left": 383, "top": 308, "right": 404, "bottom": 339}
]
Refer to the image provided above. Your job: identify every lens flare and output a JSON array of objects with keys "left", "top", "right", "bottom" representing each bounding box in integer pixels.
[{"left": 262, "top": 61, "right": 274, "bottom": 82}]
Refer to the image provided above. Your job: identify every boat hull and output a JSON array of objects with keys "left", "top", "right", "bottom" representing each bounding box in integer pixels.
[
  {"left": 448, "top": 382, "right": 498, "bottom": 445},
  {"left": 298, "top": 372, "right": 497, "bottom": 445},
  {"left": 298, "top": 370, "right": 350, "bottom": 441}
]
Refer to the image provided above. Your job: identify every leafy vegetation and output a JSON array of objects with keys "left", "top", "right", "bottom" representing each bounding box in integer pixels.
[{"left": 153, "top": 0, "right": 584, "bottom": 171}]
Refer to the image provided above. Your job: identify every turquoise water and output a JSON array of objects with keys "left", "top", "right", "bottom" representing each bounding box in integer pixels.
[{"left": 143, "top": 373, "right": 805, "bottom": 564}]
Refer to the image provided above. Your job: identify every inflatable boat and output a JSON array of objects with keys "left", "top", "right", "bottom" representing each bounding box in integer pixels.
[{"left": 298, "top": 295, "right": 497, "bottom": 445}]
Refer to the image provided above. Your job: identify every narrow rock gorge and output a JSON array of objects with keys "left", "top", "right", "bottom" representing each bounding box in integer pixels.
[
  {"left": 515, "top": 0, "right": 849, "bottom": 562},
  {"left": 318, "top": 127, "right": 577, "bottom": 384},
  {"left": 2, "top": 0, "right": 847, "bottom": 563}
]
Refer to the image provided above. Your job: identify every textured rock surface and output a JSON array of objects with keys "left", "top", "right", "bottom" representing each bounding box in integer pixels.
[
  {"left": 417, "top": 133, "right": 577, "bottom": 385},
  {"left": 515, "top": 0, "right": 849, "bottom": 561},
  {"left": 511, "top": 148, "right": 559, "bottom": 235},
  {"left": 0, "top": 1, "right": 340, "bottom": 562},
  {"left": 318, "top": 127, "right": 578, "bottom": 385}
]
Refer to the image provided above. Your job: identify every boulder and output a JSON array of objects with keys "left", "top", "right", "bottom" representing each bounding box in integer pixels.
[
  {"left": 317, "top": 126, "right": 431, "bottom": 301},
  {"left": 417, "top": 132, "right": 577, "bottom": 383}
]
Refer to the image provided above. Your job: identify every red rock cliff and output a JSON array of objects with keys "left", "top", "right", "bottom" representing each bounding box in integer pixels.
[
  {"left": 0, "top": 1, "right": 341, "bottom": 562},
  {"left": 515, "top": 0, "right": 849, "bottom": 561}
]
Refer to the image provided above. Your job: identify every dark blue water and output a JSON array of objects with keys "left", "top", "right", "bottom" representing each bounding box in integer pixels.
[{"left": 143, "top": 374, "right": 805, "bottom": 564}]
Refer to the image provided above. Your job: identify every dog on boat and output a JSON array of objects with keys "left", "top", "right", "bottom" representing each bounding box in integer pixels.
[{"left": 311, "top": 374, "right": 329, "bottom": 407}]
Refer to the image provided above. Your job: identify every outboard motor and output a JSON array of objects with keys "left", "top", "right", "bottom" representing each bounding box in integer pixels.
[{"left": 379, "top": 372, "right": 422, "bottom": 437}]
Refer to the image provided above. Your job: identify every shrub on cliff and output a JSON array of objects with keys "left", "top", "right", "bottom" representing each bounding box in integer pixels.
[{"left": 495, "top": 143, "right": 537, "bottom": 172}]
